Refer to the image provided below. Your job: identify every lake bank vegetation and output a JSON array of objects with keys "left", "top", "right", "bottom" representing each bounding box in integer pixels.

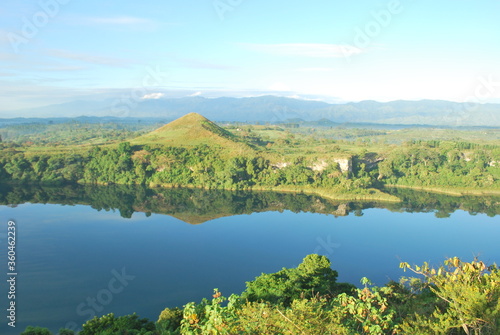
[{"left": 1, "top": 113, "right": 500, "bottom": 202}]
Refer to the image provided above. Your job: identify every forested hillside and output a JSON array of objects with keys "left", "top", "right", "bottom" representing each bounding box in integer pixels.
[{"left": 1, "top": 114, "right": 500, "bottom": 200}]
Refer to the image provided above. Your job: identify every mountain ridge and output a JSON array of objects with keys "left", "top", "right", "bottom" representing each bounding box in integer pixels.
[{"left": 5, "top": 96, "right": 500, "bottom": 127}]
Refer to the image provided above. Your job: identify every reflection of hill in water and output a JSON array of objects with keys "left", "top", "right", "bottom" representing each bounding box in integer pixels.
[{"left": 0, "top": 184, "right": 499, "bottom": 222}]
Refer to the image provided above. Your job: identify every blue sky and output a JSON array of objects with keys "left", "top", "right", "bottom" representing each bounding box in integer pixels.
[{"left": 1, "top": 0, "right": 500, "bottom": 114}]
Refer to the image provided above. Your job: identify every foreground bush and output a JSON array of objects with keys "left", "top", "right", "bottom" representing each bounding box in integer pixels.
[
  {"left": 80, "top": 313, "right": 156, "bottom": 335},
  {"left": 400, "top": 257, "right": 500, "bottom": 334},
  {"left": 171, "top": 255, "right": 499, "bottom": 335},
  {"left": 25, "top": 255, "right": 499, "bottom": 334}
]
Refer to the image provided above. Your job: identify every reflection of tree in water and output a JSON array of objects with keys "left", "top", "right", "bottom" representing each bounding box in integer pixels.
[
  {"left": 0, "top": 183, "right": 499, "bottom": 221},
  {"left": 383, "top": 187, "right": 500, "bottom": 218}
]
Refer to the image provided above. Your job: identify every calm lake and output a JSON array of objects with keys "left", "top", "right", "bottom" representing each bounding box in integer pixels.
[{"left": 1, "top": 184, "right": 499, "bottom": 334}]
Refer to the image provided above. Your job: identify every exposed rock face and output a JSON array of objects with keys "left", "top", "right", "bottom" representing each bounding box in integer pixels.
[
  {"left": 459, "top": 153, "right": 498, "bottom": 166},
  {"left": 272, "top": 162, "right": 290, "bottom": 169},
  {"left": 309, "top": 158, "right": 352, "bottom": 173},
  {"left": 333, "top": 158, "right": 352, "bottom": 173},
  {"left": 310, "top": 160, "right": 329, "bottom": 172},
  {"left": 273, "top": 158, "right": 353, "bottom": 173}
]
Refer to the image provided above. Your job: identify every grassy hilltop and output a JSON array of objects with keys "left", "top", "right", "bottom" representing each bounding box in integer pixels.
[{"left": 131, "top": 113, "right": 254, "bottom": 156}]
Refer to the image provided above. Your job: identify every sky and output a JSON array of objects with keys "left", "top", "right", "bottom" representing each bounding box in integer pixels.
[{"left": 1, "top": 0, "right": 500, "bottom": 114}]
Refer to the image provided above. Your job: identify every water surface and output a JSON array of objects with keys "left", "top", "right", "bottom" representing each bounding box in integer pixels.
[{"left": 0, "top": 184, "right": 499, "bottom": 334}]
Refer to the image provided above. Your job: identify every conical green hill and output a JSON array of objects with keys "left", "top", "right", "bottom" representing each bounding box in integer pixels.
[{"left": 132, "top": 113, "right": 252, "bottom": 154}]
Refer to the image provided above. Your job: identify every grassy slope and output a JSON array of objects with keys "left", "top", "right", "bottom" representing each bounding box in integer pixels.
[{"left": 131, "top": 112, "right": 254, "bottom": 157}]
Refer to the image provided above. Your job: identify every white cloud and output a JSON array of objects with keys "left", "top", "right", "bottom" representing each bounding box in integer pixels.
[
  {"left": 241, "top": 43, "right": 364, "bottom": 58},
  {"left": 142, "top": 92, "right": 164, "bottom": 100},
  {"left": 189, "top": 91, "right": 202, "bottom": 96},
  {"left": 286, "top": 94, "right": 325, "bottom": 102}
]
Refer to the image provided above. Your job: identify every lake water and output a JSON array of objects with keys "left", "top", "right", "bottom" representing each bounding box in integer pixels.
[{"left": 0, "top": 184, "right": 499, "bottom": 334}]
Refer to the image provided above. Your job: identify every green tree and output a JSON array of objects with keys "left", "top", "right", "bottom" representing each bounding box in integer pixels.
[
  {"left": 80, "top": 313, "right": 156, "bottom": 335},
  {"left": 157, "top": 307, "right": 183, "bottom": 334},
  {"left": 242, "top": 254, "right": 352, "bottom": 306},
  {"left": 20, "top": 326, "right": 52, "bottom": 335},
  {"left": 117, "top": 141, "right": 132, "bottom": 155}
]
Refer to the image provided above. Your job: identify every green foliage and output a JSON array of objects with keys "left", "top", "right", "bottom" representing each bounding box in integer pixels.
[
  {"left": 179, "top": 289, "right": 241, "bottom": 335},
  {"left": 377, "top": 142, "right": 500, "bottom": 190},
  {"left": 20, "top": 327, "right": 74, "bottom": 335},
  {"left": 131, "top": 113, "right": 252, "bottom": 155},
  {"left": 58, "top": 329, "right": 75, "bottom": 335},
  {"left": 241, "top": 254, "right": 350, "bottom": 306},
  {"left": 157, "top": 307, "right": 183, "bottom": 334},
  {"left": 20, "top": 326, "right": 53, "bottom": 335},
  {"left": 0, "top": 140, "right": 373, "bottom": 198},
  {"left": 0, "top": 120, "right": 153, "bottom": 145},
  {"left": 180, "top": 256, "right": 500, "bottom": 335},
  {"left": 80, "top": 313, "right": 156, "bottom": 335},
  {"left": 4, "top": 116, "right": 499, "bottom": 199},
  {"left": 335, "top": 278, "right": 396, "bottom": 334},
  {"left": 234, "top": 298, "right": 350, "bottom": 334},
  {"left": 400, "top": 257, "right": 500, "bottom": 334}
]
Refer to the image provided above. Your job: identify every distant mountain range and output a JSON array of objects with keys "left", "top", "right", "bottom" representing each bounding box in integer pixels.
[{"left": 5, "top": 95, "right": 500, "bottom": 127}]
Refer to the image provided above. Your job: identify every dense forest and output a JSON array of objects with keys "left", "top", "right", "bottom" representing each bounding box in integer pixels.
[
  {"left": 377, "top": 140, "right": 500, "bottom": 189},
  {"left": 20, "top": 254, "right": 500, "bottom": 334},
  {"left": 0, "top": 141, "right": 373, "bottom": 195},
  {"left": 1, "top": 139, "right": 500, "bottom": 199},
  {"left": 1, "top": 116, "right": 500, "bottom": 200}
]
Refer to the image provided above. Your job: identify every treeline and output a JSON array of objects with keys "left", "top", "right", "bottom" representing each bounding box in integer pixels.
[
  {"left": 22, "top": 254, "right": 500, "bottom": 334},
  {"left": 0, "top": 142, "right": 369, "bottom": 193},
  {"left": 0, "top": 121, "right": 155, "bottom": 145},
  {"left": 375, "top": 141, "right": 500, "bottom": 189},
  {"left": 1, "top": 140, "right": 500, "bottom": 193}
]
